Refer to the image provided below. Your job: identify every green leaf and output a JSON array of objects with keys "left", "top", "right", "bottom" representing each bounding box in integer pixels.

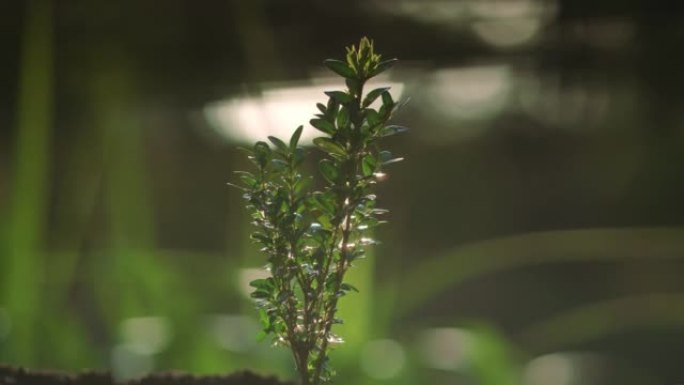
[
  {"left": 359, "top": 37, "right": 373, "bottom": 64},
  {"left": 267, "top": 136, "right": 288, "bottom": 153},
  {"left": 336, "top": 107, "right": 350, "bottom": 130},
  {"left": 255, "top": 330, "right": 268, "bottom": 341},
  {"left": 365, "top": 109, "right": 382, "bottom": 128},
  {"left": 250, "top": 277, "right": 274, "bottom": 290},
  {"left": 363, "top": 87, "right": 390, "bottom": 107},
  {"left": 317, "top": 214, "right": 333, "bottom": 230},
  {"left": 251, "top": 232, "right": 270, "bottom": 244},
  {"left": 325, "top": 275, "right": 338, "bottom": 291},
  {"left": 257, "top": 309, "right": 271, "bottom": 333},
  {"left": 361, "top": 154, "right": 377, "bottom": 177},
  {"left": 369, "top": 58, "right": 398, "bottom": 77},
  {"left": 379, "top": 125, "right": 408, "bottom": 137},
  {"left": 313, "top": 137, "right": 347, "bottom": 156},
  {"left": 311, "top": 191, "right": 336, "bottom": 215},
  {"left": 254, "top": 141, "right": 270, "bottom": 154},
  {"left": 277, "top": 291, "right": 292, "bottom": 303},
  {"left": 346, "top": 78, "right": 361, "bottom": 97},
  {"left": 326, "top": 97, "right": 340, "bottom": 118},
  {"left": 319, "top": 159, "right": 338, "bottom": 184},
  {"left": 289, "top": 125, "right": 303, "bottom": 150},
  {"left": 293, "top": 148, "right": 306, "bottom": 166},
  {"left": 240, "top": 174, "right": 258, "bottom": 187},
  {"left": 325, "top": 91, "right": 354, "bottom": 104},
  {"left": 346, "top": 249, "right": 365, "bottom": 262},
  {"left": 237, "top": 146, "right": 254, "bottom": 156},
  {"left": 316, "top": 103, "right": 327, "bottom": 114},
  {"left": 271, "top": 158, "right": 288, "bottom": 171},
  {"left": 346, "top": 45, "right": 359, "bottom": 72},
  {"left": 381, "top": 90, "right": 394, "bottom": 109},
  {"left": 340, "top": 283, "right": 359, "bottom": 293},
  {"left": 253, "top": 141, "right": 272, "bottom": 168},
  {"left": 382, "top": 156, "right": 404, "bottom": 165},
  {"left": 225, "top": 182, "right": 246, "bottom": 191},
  {"left": 310, "top": 118, "right": 336, "bottom": 134},
  {"left": 251, "top": 289, "right": 270, "bottom": 300},
  {"left": 324, "top": 59, "right": 356, "bottom": 78}
]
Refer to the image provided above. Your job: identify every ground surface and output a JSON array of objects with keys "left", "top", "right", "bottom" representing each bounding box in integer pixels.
[{"left": 0, "top": 366, "right": 295, "bottom": 385}]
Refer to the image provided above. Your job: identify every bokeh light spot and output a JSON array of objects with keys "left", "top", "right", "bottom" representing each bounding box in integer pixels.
[
  {"left": 359, "top": 339, "right": 406, "bottom": 379},
  {"left": 418, "top": 327, "right": 474, "bottom": 371},
  {"left": 119, "top": 316, "right": 172, "bottom": 355},
  {"left": 209, "top": 314, "right": 260, "bottom": 352}
]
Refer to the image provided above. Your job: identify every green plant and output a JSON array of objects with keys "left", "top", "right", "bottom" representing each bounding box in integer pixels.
[{"left": 233, "top": 37, "right": 406, "bottom": 385}]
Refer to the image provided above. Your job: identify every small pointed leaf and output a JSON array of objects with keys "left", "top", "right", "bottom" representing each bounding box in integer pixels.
[
  {"left": 240, "top": 174, "right": 258, "bottom": 187},
  {"left": 289, "top": 125, "right": 303, "bottom": 149},
  {"left": 253, "top": 141, "right": 272, "bottom": 168},
  {"left": 369, "top": 58, "right": 398, "bottom": 77},
  {"left": 268, "top": 136, "right": 288, "bottom": 152},
  {"left": 381, "top": 90, "right": 394, "bottom": 109},
  {"left": 363, "top": 87, "right": 390, "bottom": 107},
  {"left": 345, "top": 78, "right": 361, "bottom": 97},
  {"left": 365, "top": 109, "right": 382, "bottom": 128},
  {"left": 340, "top": 283, "right": 359, "bottom": 293},
  {"left": 271, "top": 158, "right": 288, "bottom": 171},
  {"left": 323, "top": 59, "right": 356, "bottom": 78},
  {"left": 336, "top": 107, "right": 350, "bottom": 130},
  {"left": 325, "top": 91, "right": 354, "bottom": 104},
  {"left": 319, "top": 159, "right": 338, "bottom": 184},
  {"left": 379, "top": 125, "right": 408, "bottom": 137},
  {"left": 313, "top": 137, "right": 347, "bottom": 157},
  {"left": 310, "top": 119, "right": 335, "bottom": 134},
  {"left": 316, "top": 103, "right": 327, "bottom": 114},
  {"left": 361, "top": 154, "right": 377, "bottom": 177},
  {"left": 381, "top": 157, "right": 404, "bottom": 165}
]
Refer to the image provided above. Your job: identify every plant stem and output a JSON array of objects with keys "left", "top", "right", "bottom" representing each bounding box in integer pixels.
[{"left": 310, "top": 79, "right": 365, "bottom": 385}]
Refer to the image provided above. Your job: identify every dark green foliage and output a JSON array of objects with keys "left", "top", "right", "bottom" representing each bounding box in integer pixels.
[{"left": 233, "top": 37, "right": 405, "bottom": 385}]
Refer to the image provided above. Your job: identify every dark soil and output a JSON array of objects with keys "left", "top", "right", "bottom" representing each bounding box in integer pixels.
[{"left": 0, "top": 365, "right": 296, "bottom": 385}]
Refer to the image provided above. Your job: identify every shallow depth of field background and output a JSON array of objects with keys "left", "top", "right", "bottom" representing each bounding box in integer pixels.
[{"left": 1, "top": 1, "right": 684, "bottom": 384}]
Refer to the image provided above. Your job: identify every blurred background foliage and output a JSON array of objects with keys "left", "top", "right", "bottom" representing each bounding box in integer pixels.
[{"left": 1, "top": 0, "right": 684, "bottom": 384}]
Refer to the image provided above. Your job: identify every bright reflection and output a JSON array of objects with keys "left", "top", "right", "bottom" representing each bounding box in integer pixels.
[
  {"left": 381, "top": 1, "right": 468, "bottom": 24},
  {"left": 418, "top": 327, "right": 474, "bottom": 371},
  {"left": 469, "top": 0, "right": 556, "bottom": 47},
  {"left": 469, "top": 0, "right": 551, "bottom": 19},
  {"left": 205, "top": 80, "right": 403, "bottom": 145},
  {"left": 523, "top": 353, "right": 607, "bottom": 385},
  {"left": 0, "top": 308, "right": 11, "bottom": 341},
  {"left": 111, "top": 343, "right": 154, "bottom": 381},
  {"left": 119, "top": 316, "right": 172, "bottom": 355},
  {"left": 428, "top": 65, "right": 512, "bottom": 121},
  {"left": 523, "top": 354, "right": 574, "bottom": 385},
  {"left": 238, "top": 267, "right": 271, "bottom": 298},
  {"left": 368, "top": 0, "right": 557, "bottom": 45},
  {"left": 209, "top": 314, "right": 259, "bottom": 352},
  {"left": 359, "top": 339, "right": 406, "bottom": 379},
  {"left": 472, "top": 18, "right": 542, "bottom": 47}
]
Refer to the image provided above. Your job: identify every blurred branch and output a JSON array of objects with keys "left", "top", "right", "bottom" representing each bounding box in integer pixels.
[
  {"left": 516, "top": 293, "right": 684, "bottom": 353},
  {"left": 383, "top": 227, "right": 684, "bottom": 319}
]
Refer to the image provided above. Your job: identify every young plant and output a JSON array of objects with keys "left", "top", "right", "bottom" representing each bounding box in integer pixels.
[{"left": 233, "top": 37, "right": 406, "bottom": 385}]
